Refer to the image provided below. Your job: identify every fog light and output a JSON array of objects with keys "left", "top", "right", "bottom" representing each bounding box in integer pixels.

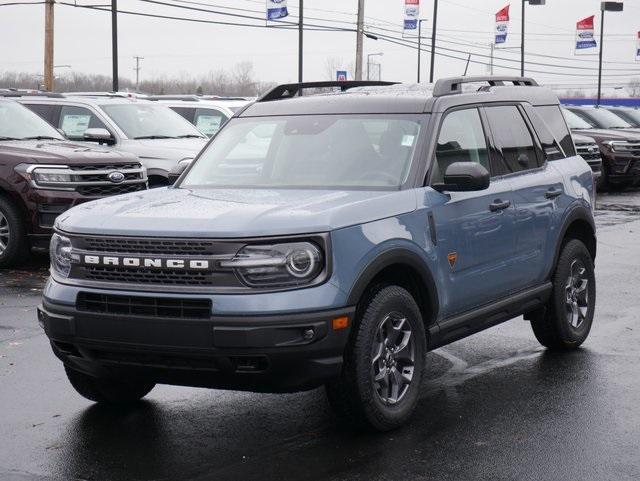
[{"left": 303, "top": 328, "right": 315, "bottom": 341}]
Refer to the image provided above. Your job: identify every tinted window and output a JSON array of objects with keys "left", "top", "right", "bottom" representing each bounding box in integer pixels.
[
  {"left": 485, "top": 106, "right": 540, "bottom": 175},
  {"left": 24, "top": 103, "right": 56, "bottom": 124},
  {"left": 194, "top": 108, "right": 229, "bottom": 137},
  {"left": 170, "top": 106, "right": 195, "bottom": 122},
  {"left": 535, "top": 105, "right": 576, "bottom": 157},
  {"left": 58, "top": 105, "right": 108, "bottom": 139},
  {"left": 432, "top": 108, "right": 489, "bottom": 183}
]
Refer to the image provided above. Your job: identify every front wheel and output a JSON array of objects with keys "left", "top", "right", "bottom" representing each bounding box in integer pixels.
[
  {"left": 326, "top": 285, "right": 426, "bottom": 432},
  {"left": 530, "top": 239, "right": 596, "bottom": 350},
  {"left": 0, "top": 196, "right": 29, "bottom": 269},
  {"left": 65, "top": 365, "right": 155, "bottom": 404}
]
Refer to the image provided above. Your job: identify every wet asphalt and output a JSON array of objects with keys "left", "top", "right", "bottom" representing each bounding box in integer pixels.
[{"left": 1, "top": 191, "right": 640, "bottom": 481}]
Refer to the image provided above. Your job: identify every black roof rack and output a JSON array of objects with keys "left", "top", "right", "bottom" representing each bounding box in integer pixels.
[
  {"left": 258, "top": 81, "right": 399, "bottom": 102},
  {"left": 433, "top": 76, "right": 539, "bottom": 98},
  {"left": 0, "top": 90, "right": 64, "bottom": 98}
]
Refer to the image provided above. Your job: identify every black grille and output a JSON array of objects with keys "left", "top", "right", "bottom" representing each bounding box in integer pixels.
[
  {"left": 80, "top": 266, "right": 212, "bottom": 286},
  {"left": 77, "top": 292, "right": 211, "bottom": 318},
  {"left": 76, "top": 183, "right": 147, "bottom": 196},
  {"left": 575, "top": 143, "right": 601, "bottom": 161},
  {"left": 73, "top": 163, "right": 140, "bottom": 171},
  {"left": 79, "top": 237, "right": 234, "bottom": 256}
]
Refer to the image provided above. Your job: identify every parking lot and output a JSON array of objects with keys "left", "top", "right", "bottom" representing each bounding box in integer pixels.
[{"left": 1, "top": 190, "right": 639, "bottom": 481}]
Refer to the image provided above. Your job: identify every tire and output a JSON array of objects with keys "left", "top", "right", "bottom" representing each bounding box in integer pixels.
[
  {"left": 326, "top": 285, "right": 426, "bottom": 432},
  {"left": 531, "top": 239, "right": 596, "bottom": 350},
  {"left": 65, "top": 365, "right": 155, "bottom": 404},
  {"left": 0, "top": 195, "right": 29, "bottom": 269}
]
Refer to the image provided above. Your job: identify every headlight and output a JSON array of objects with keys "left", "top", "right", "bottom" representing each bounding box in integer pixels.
[
  {"left": 220, "top": 242, "right": 324, "bottom": 288},
  {"left": 49, "top": 233, "right": 76, "bottom": 277},
  {"left": 15, "top": 164, "right": 74, "bottom": 190}
]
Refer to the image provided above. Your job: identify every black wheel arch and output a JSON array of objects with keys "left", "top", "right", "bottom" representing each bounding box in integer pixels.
[
  {"left": 346, "top": 248, "right": 440, "bottom": 329},
  {"left": 553, "top": 205, "right": 597, "bottom": 270}
]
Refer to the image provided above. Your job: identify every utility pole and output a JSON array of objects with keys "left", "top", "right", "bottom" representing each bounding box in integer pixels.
[
  {"left": 43, "top": 0, "right": 54, "bottom": 91},
  {"left": 133, "top": 56, "right": 144, "bottom": 90},
  {"left": 417, "top": 19, "right": 423, "bottom": 83},
  {"left": 355, "top": 0, "right": 365, "bottom": 81},
  {"left": 429, "top": 0, "right": 439, "bottom": 83},
  {"left": 489, "top": 42, "right": 495, "bottom": 75},
  {"left": 111, "top": 0, "right": 119, "bottom": 92},
  {"left": 298, "top": 0, "right": 303, "bottom": 83}
]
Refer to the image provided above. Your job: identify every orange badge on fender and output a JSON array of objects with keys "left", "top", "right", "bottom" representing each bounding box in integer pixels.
[{"left": 447, "top": 252, "right": 458, "bottom": 268}]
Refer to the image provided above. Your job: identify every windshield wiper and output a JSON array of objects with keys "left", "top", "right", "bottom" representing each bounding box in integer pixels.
[
  {"left": 133, "top": 135, "right": 175, "bottom": 140},
  {"left": 175, "top": 134, "right": 205, "bottom": 139},
  {"left": 0, "top": 136, "right": 21, "bottom": 141},
  {"left": 21, "top": 136, "right": 62, "bottom": 141}
]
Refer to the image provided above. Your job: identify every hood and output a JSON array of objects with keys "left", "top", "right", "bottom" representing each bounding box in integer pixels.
[
  {"left": 125, "top": 137, "right": 207, "bottom": 161},
  {"left": 56, "top": 187, "right": 418, "bottom": 238},
  {"left": 572, "top": 133, "right": 597, "bottom": 144},
  {"left": 571, "top": 128, "right": 640, "bottom": 143},
  {"left": 0, "top": 140, "right": 138, "bottom": 165}
]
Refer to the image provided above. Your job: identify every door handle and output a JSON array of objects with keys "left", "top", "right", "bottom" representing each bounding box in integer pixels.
[
  {"left": 489, "top": 199, "right": 511, "bottom": 212},
  {"left": 545, "top": 188, "right": 563, "bottom": 199}
]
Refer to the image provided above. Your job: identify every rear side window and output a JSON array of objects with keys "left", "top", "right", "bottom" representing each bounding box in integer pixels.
[
  {"left": 534, "top": 105, "right": 576, "bottom": 157},
  {"left": 169, "top": 107, "right": 195, "bottom": 123},
  {"left": 58, "top": 105, "right": 108, "bottom": 139},
  {"left": 523, "top": 105, "right": 564, "bottom": 161},
  {"left": 431, "top": 108, "right": 489, "bottom": 183},
  {"left": 24, "top": 103, "right": 57, "bottom": 125},
  {"left": 484, "top": 106, "right": 540, "bottom": 175}
]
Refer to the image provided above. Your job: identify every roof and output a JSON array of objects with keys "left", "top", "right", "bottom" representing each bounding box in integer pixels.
[
  {"left": 240, "top": 78, "right": 561, "bottom": 117},
  {"left": 14, "top": 95, "right": 152, "bottom": 107}
]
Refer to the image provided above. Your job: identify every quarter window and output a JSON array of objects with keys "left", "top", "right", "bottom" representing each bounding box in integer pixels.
[
  {"left": 485, "top": 106, "right": 540, "bottom": 175},
  {"left": 432, "top": 108, "right": 489, "bottom": 183},
  {"left": 535, "top": 105, "right": 576, "bottom": 157}
]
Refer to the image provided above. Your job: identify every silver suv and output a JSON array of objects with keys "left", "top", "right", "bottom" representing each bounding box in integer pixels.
[{"left": 16, "top": 95, "right": 208, "bottom": 186}]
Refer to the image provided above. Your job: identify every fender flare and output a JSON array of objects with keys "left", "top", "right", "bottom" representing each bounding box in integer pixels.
[
  {"left": 552, "top": 204, "right": 597, "bottom": 269},
  {"left": 346, "top": 247, "right": 440, "bottom": 322}
]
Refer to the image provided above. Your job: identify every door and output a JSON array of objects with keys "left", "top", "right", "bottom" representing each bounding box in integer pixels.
[
  {"left": 483, "top": 105, "right": 564, "bottom": 289},
  {"left": 427, "top": 107, "right": 517, "bottom": 318}
]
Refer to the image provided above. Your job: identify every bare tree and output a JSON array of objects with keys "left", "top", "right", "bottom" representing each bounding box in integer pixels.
[{"left": 628, "top": 78, "right": 640, "bottom": 97}]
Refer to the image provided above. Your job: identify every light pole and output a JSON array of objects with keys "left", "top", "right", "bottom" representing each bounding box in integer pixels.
[
  {"left": 298, "top": 0, "right": 303, "bottom": 83},
  {"left": 429, "top": 0, "right": 438, "bottom": 83},
  {"left": 598, "top": 2, "right": 623, "bottom": 106},
  {"left": 367, "top": 52, "right": 383, "bottom": 81},
  {"left": 521, "top": 0, "right": 545, "bottom": 77},
  {"left": 417, "top": 19, "right": 425, "bottom": 83}
]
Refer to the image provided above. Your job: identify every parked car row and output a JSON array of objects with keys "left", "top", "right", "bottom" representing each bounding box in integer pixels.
[
  {"left": 562, "top": 105, "right": 640, "bottom": 191},
  {"left": 0, "top": 91, "right": 251, "bottom": 267}
]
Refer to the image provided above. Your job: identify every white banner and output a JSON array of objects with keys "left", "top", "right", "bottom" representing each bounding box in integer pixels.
[
  {"left": 495, "top": 5, "right": 510, "bottom": 45},
  {"left": 575, "top": 16, "right": 597, "bottom": 55},
  {"left": 266, "top": 0, "right": 288, "bottom": 21},
  {"left": 403, "top": 0, "right": 420, "bottom": 37}
]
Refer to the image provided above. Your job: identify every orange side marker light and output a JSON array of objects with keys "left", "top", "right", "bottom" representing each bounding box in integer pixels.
[{"left": 332, "top": 316, "right": 349, "bottom": 330}]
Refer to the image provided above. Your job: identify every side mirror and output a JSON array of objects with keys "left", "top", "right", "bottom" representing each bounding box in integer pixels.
[
  {"left": 434, "top": 162, "right": 490, "bottom": 192},
  {"left": 168, "top": 158, "right": 192, "bottom": 184},
  {"left": 83, "top": 128, "right": 115, "bottom": 145}
]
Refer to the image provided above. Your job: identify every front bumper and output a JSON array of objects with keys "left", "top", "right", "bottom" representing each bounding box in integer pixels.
[
  {"left": 38, "top": 296, "right": 355, "bottom": 393},
  {"left": 602, "top": 152, "right": 640, "bottom": 184}
]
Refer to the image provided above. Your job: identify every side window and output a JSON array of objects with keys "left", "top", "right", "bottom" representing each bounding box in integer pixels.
[
  {"left": 24, "top": 104, "right": 56, "bottom": 124},
  {"left": 170, "top": 107, "right": 195, "bottom": 123},
  {"left": 484, "top": 106, "right": 540, "bottom": 175},
  {"left": 194, "top": 108, "right": 228, "bottom": 137},
  {"left": 58, "top": 105, "right": 108, "bottom": 140},
  {"left": 431, "top": 108, "right": 489, "bottom": 183},
  {"left": 523, "top": 105, "right": 564, "bottom": 161},
  {"left": 534, "top": 105, "right": 576, "bottom": 157}
]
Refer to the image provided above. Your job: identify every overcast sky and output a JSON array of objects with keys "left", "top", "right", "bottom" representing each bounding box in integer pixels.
[{"left": 1, "top": 0, "right": 639, "bottom": 89}]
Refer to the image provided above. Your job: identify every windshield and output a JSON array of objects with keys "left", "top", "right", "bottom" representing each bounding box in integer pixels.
[
  {"left": 572, "top": 107, "right": 632, "bottom": 129},
  {"left": 613, "top": 109, "right": 640, "bottom": 127},
  {"left": 563, "top": 108, "right": 594, "bottom": 130},
  {"left": 180, "top": 115, "right": 422, "bottom": 189},
  {"left": 101, "top": 103, "right": 206, "bottom": 139},
  {"left": 0, "top": 101, "right": 64, "bottom": 140}
]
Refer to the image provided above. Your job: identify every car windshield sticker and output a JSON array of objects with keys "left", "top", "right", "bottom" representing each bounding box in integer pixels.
[
  {"left": 401, "top": 134, "right": 415, "bottom": 147},
  {"left": 61, "top": 114, "right": 91, "bottom": 137},
  {"left": 195, "top": 115, "right": 222, "bottom": 135}
]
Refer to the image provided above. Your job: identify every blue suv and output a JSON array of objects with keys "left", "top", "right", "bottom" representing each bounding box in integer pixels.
[{"left": 38, "top": 77, "right": 597, "bottom": 431}]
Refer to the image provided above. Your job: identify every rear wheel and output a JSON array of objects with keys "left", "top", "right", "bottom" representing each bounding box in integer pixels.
[
  {"left": 65, "top": 365, "right": 155, "bottom": 404},
  {"left": 326, "top": 285, "right": 426, "bottom": 431},
  {"left": 0, "top": 196, "right": 29, "bottom": 269},
  {"left": 530, "top": 239, "right": 596, "bottom": 350}
]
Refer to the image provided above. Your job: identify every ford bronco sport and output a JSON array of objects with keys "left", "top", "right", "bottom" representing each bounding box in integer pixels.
[
  {"left": 0, "top": 99, "right": 147, "bottom": 268},
  {"left": 38, "top": 77, "right": 596, "bottom": 431}
]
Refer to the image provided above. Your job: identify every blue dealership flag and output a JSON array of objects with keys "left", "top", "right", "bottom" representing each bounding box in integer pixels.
[{"left": 266, "top": 0, "right": 288, "bottom": 21}]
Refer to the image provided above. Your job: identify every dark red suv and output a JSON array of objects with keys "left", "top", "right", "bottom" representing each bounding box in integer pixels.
[{"left": 0, "top": 99, "right": 147, "bottom": 267}]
